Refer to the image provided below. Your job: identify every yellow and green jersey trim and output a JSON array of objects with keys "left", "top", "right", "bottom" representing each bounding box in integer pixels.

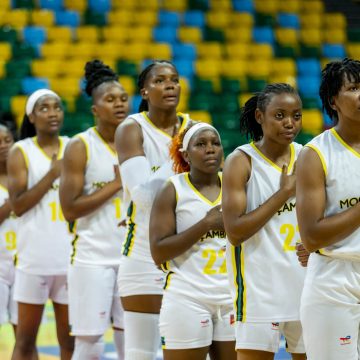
[
  {"left": 122, "top": 201, "right": 136, "bottom": 257},
  {"left": 163, "top": 271, "right": 174, "bottom": 290}
]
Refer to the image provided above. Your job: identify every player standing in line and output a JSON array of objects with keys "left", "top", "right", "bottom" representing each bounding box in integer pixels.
[
  {"left": 115, "top": 60, "right": 191, "bottom": 360},
  {"left": 297, "top": 58, "right": 360, "bottom": 360},
  {"left": 222, "top": 84, "right": 306, "bottom": 360},
  {"left": 60, "top": 59, "right": 129, "bottom": 360},
  {"left": 150, "top": 122, "right": 236, "bottom": 360},
  {"left": 8, "top": 89, "right": 74, "bottom": 360}
]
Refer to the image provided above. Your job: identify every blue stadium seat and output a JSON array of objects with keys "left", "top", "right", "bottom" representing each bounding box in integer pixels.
[
  {"left": 277, "top": 13, "right": 300, "bottom": 29},
  {"left": 22, "top": 77, "right": 50, "bottom": 95},
  {"left": 183, "top": 11, "right": 206, "bottom": 27},
  {"left": 323, "top": 111, "right": 333, "bottom": 128},
  {"left": 233, "top": 0, "right": 254, "bottom": 13},
  {"left": 253, "top": 27, "right": 274, "bottom": 44},
  {"left": 131, "top": 94, "right": 142, "bottom": 113},
  {"left": 23, "top": 26, "right": 47, "bottom": 46},
  {"left": 173, "top": 59, "right": 194, "bottom": 79},
  {"left": 297, "top": 75, "right": 321, "bottom": 98},
  {"left": 88, "top": 0, "right": 111, "bottom": 13},
  {"left": 172, "top": 43, "right": 197, "bottom": 60},
  {"left": 55, "top": 10, "right": 80, "bottom": 27},
  {"left": 158, "top": 10, "right": 181, "bottom": 27},
  {"left": 153, "top": 26, "right": 177, "bottom": 43},
  {"left": 322, "top": 44, "right": 346, "bottom": 59},
  {"left": 39, "top": 0, "right": 63, "bottom": 11},
  {"left": 296, "top": 58, "right": 321, "bottom": 76}
]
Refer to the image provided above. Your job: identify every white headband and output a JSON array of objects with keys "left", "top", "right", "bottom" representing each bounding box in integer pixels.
[
  {"left": 25, "top": 89, "right": 60, "bottom": 116},
  {"left": 181, "top": 123, "right": 220, "bottom": 152}
]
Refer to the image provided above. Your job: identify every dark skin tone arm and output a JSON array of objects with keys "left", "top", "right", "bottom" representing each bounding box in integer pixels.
[
  {"left": 115, "top": 119, "right": 144, "bottom": 165},
  {"left": 150, "top": 182, "right": 224, "bottom": 266},
  {"left": 222, "top": 150, "right": 296, "bottom": 246},
  {"left": 59, "top": 137, "right": 121, "bottom": 222},
  {"left": 296, "top": 147, "right": 360, "bottom": 252},
  {"left": 7, "top": 147, "right": 61, "bottom": 217}
]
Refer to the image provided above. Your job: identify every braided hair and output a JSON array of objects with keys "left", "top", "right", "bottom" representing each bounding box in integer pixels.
[
  {"left": 84, "top": 59, "right": 118, "bottom": 98},
  {"left": 137, "top": 60, "right": 177, "bottom": 112},
  {"left": 240, "top": 83, "right": 300, "bottom": 141},
  {"left": 319, "top": 58, "right": 360, "bottom": 123}
]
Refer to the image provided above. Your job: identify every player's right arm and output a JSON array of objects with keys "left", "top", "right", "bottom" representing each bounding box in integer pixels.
[
  {"left": 7, "top": 146, "right": 60, "bottom": 216},
  {"left": 60, "top": 137, "right": 121, "bottom": 222}
]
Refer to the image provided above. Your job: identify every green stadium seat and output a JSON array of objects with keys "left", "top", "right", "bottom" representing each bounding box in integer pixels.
[
  {"left": 0, "top": 96, "right": 11, "bottom": 113},
  {"left": 347, "top": 28, "right": 360, "bottom": 42},
  {"left": 0, "top": 27, "right": 18, "bottom": 43},
  {"left": 212, "top": 111, "right": 239, "bottom": 131},
  {"left": 203, "top": 27, "right": 225, "bottom": 42},
  {"left": 14, "top": 0, "right": 35, "bottom": 9},
  {"left": 6, "top": 59, "right": 31, "bottom": 78},
  {"left": 116, "top": 60, "right": 139, "bottom": 78},
  {"left": 12, "top": 42, "right": 36, "bottom": 59},
  {"left": 221, "top": 78, "right": 242, "bottom": 94},
  {"left": 192, "top": 78, "right": 214, "bottom": 94},
  {"left": 188, "top": 93, "right": 214, "bottom": 111},
  {"left": 75, "top": 95, "right": 92, "bottom": 113},
  {"left": 300, "top": 44, "right": 321, "bottom": 58},
  {"left": 247, "top": 78, "right": 267, "bottom": 92},
  {"left": 0, "top": 78, "right": 22, "bottom": 96}
]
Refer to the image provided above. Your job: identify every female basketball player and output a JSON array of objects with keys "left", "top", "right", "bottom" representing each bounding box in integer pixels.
[
  {"left": 60, "top": 59, "right": 129, "bottom": 360},
  {"left": 8, "top": 89, "right": 74, "bottom": 360},
  {"left": 150, "top": 122, "right": 236, "bottom": 360},
  {"left": 297, "top": 58, "right": 360, "bottom": 360},
  {"left": 222, "top": 83, "right": 306, "bottom": 360},
  {"left": 115, "top": 60, "right": 191, "bottom": 360}
]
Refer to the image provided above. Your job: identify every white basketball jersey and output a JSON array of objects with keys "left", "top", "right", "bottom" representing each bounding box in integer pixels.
[
  {"left": 0, "top": 185, "right": 16, "bottom": 285},
  {"left": 226, "top": 142, "right": 305, "bottom": 323},
  {"left": 122, "top": 111, "right": 190, "bottom": 261},
  {"left": 162, "top": 173, "right": 232, "bottom": 305},
  {"left": 70, "top": 127, "right": 125, "bottom": 266},
  {"left": 15, "top": 136, "right": 71, "bottom": 275},
  {"left": 306, "top": 128, "right": 360, "bottom": 260}
]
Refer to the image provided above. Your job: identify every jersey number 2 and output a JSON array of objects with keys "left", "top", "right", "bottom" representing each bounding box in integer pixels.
[{"left": 280, "top": 224, "right": 300, "bottom": 252}]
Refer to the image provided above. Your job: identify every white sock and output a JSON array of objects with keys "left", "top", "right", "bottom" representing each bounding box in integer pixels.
[
  {"left": 113, "top": 329, "right": 125, "bottom": 360},
  {"left": 123, "top": 311, "right": 160, "bottom": 360},
  {"left": 71, "top": 335, "right": 104, "bottom": 360}
]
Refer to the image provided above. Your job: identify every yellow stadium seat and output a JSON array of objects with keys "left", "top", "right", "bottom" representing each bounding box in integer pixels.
[
  {"left": 269, "top": 75, "right": 296, "bottom": 87},
  {"left": 347, "top": 44, "right": 360, "bottom": 60},
  {"left": 210, "top": 0, "right": 232, "bottom": 10},
  {"left": 102, "top": 26, "right": 128, "bottom": 43},
  {"left": 1, "top": 9, "right": 29, "bottom": 28},
  {"left": 229, "top": 13, "right": 254, "bottom": 28},
  {"left": 131, "top": 11, "right": 158, "bottom": 26},
  {"left": 75, "top": 26, "right": 100, "bottom": 42},
  {"left": 146, "top": 43, "right": 172, "bottom": 60},
  {"left": 118, "top": 76, "right": 136, "bottom": 96},
  {"left": 11, "top": 95, "right": 27, "bottom": 117},
  {"left": 225, "top": 27, "right": 252, "bottom": 43},
  {"left": 94, "top": 42, "right": 125, "bottom": 60},
  {"left": 126, "top": 26, "right": 152, "bottom": 42},
  {"left": 108, "top": 10, "right": 133, "bottom": 25},
  {"left": 278, "top": 0, "right": 300, "bottom": 13},
  {"left": 60, "top": 59, "right": 86, "bottom": 77},
  {"left": 178, "top": 27, "right": 203, "bottom": 43},
  {"left": 2, "top": 0, "right": 11, "bottom": 10},
  {"left": 195, "top": 59, "right": 221, "bottom": 78},
  {"left": 47, "top": 26, "right": 73, "bottom": 42},
  {"left": 221, "top": 60, "right": 247, "bottom": 77},
  {"left": 197, "top": 42, "right": 223, "bottom": 59},
  {"left": 239, "top": 93, "right": 253, "bottom": 107},
  {"left": 302, "top": 109, "right": 323, "bottom": 135},
  {"left": 323, "top": 29, "right": 346, "bottom": 44},
  {"left": 67, "top": 42, "right": 97, "bottom": 59},
  {"left": 270, "top": 59, "right": 296, "bottom": 77},
  {"left": 275, "top": 28, "right": 298, "bottom": 47},
  {"left": 112, "top": 0, "right": 136, "bottom": 9},
  {"left": 120, "top": 43, "right": 148, "bottom": 61},
  {"left": 300, "top": 13, "right": 322, "bottom": 28},
  {"left": 50, "top": 77, "right": 81, "bottom": 97},
  {"left": 324, "top": 13, "right": 347, "bottom": 29},
  {"left": 162, "top": 0, "right": 187, "bottom": 11},
  {"left": 301, "top": 0, "right": 324, "bottom": 13},
  {"left": 31, "top": 10, "right": 54, "bottom": 27},
  {"left": 224, "top": 43, "right": 249, "bottom": 59},
  {"left": 41, "top": 42, "right": 69, "bottom": 59},
  {"left": 64, "top": 0, "right": 87, "bottom": 11},
  {"left": 0, "top": 60, "right": 5, "bottom": 78},
  {"left": 179, "top": 77, "right": 190, "bottom": 95},
  {"left": 254, "top": 0, "right": 278, "bottom": 14},
  {"left": 248, "top": 44, "right": 273, "bottom": 59},
  {"left": 31, "top": 59, "right": 60, "bottom": 78},
  {"left": 247, "top": 59, "right": 271, "bottom": 78},
  {"left": 188, "top": 110, "right": 212, "bottom": 124},
  {"left": 0, "top": 42, "right": 12, "bottom": 61},
  {"left": 206, "top": 11, "right": 230, "bottom": 29},
  {"left": 300, "top": 28, "right": 322, "bottom": 46}
]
